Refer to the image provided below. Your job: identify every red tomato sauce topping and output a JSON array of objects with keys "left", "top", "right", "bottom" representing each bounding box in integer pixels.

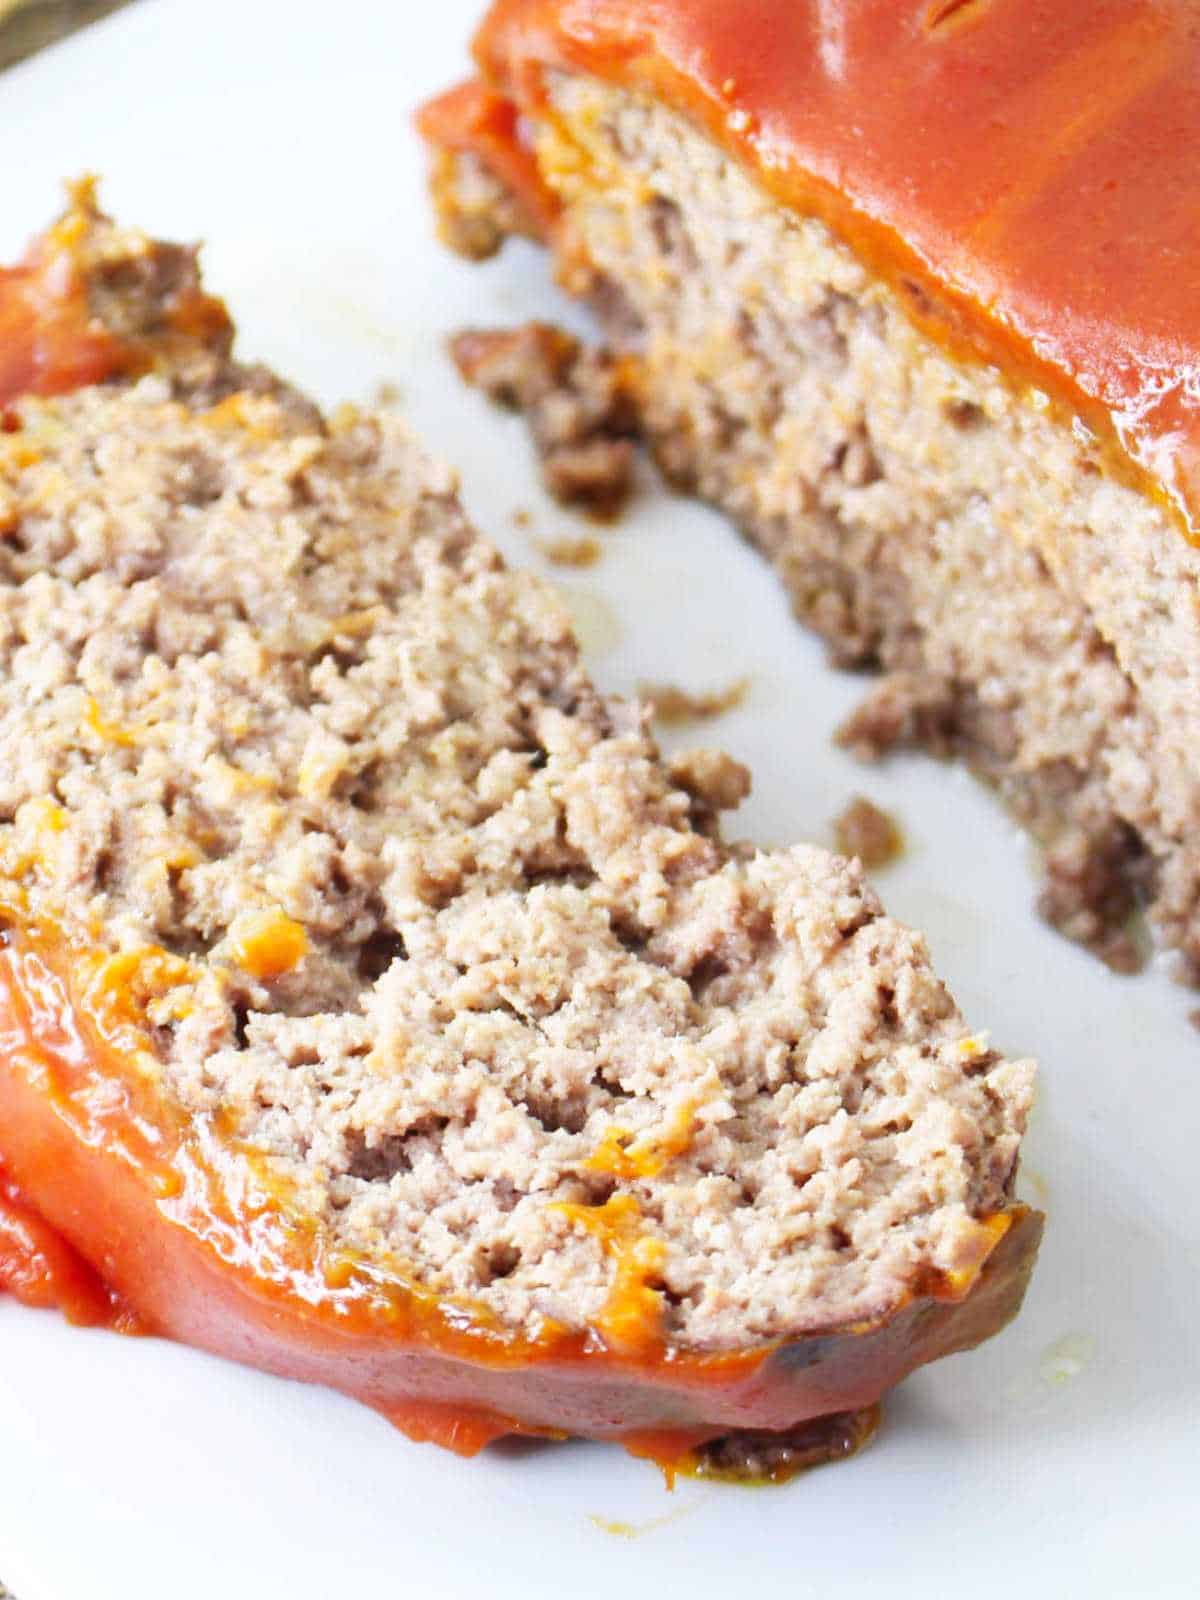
[
  {"left": 0, "top": 1165, "right": 134, "bottom": 1330},
  {"left": 425, "top": 0, "right": 1200, "bottom": 541}
]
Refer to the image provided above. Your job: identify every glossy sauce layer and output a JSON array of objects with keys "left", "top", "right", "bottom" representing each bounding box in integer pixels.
[
  {"left": 0, "top": 251, "right": 124, "bottom": 411},
  {"left": 416, "top": 77, "right": 560, "bottom": 239},
  {"left": 0, "top": 910, "right": 1038, "bottom": 1459},
  {"left": 0, "top": 1165, "right": 131, "bottom": 1328},
  {"left": 461, "top": 0, "right": 1200, "bottom": 538}
]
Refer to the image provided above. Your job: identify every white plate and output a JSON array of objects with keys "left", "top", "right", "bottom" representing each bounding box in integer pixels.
[{"left": 0, "top": 2, "right": 1196, "bottom": 1596}]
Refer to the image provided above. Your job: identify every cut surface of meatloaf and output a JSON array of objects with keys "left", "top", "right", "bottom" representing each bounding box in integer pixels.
[
  {"left": 420, "top": 0, "right": 1200, "bottom": 979},
  {"left": 0, "top": 191, "right": 1039, "bottom": 1474}
]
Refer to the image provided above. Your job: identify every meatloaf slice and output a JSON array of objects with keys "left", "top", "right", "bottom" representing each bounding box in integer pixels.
[
  {"left": 420, "top": 1, "right": 1200, "bottom": 979},
  {"left": 0, "top": 193, "right": 1038, "bottom": 1474}
]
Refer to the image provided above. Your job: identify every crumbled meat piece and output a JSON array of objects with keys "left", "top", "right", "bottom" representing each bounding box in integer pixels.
[
  {"left": 665, "top": 747, "right": 752, "bottom": 834},
  {"left": 429, "top": 149, "right": 541, "bottom": 261},
  {"left": 833, "top": 797, "right": 904, "bottom": 870},
  {"left": 640, "top": 678, "right": 750, "bottom": 727},
  {"left": 666, "top": 748, "right": 752, "bottom": 814},
  {"left": 835, "top": 672, "right": 959, "bottom": 761},
  {"left": 452, "top": 322, "right": 579, "bottom": 409},
  {"left": 450, "top": 322, "right": 639, "bottom": 517},
  {"left": 535, "top": 533, "right": 603, "bottom": 568}
]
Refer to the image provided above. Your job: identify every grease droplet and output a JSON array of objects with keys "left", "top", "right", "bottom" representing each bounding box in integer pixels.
[
  {"left": 587, "top": 1499, "right": 704, "bottom": 1540},
  {"left": 1039, "top": 1332, "right": 1095, "bottom": 1386},
  {"left": 557, "top": 587, "right": 622, "bottom": 657},
  {"left": 1019, "top": 1165, "right": 1050, "bottom": 1206}
]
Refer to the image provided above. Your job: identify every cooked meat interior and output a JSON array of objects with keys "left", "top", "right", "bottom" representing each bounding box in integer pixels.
[
  {"left": 424, "top": 58, "right": 1200, "bottom": 981},
  {"left": 0, "top": 370, "right": 1033, "bottom": 1348}
]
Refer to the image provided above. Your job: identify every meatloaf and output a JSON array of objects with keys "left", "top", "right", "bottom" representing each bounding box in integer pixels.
[
  {"left": 420, "top": 0, "right": 1200, "bottom": 978},
  {"left": 0, "top": 188, "right": 1039, "bottom": 1477}
]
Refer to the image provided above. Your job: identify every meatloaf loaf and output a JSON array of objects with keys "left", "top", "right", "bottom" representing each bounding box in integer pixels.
[
  {"left": 0, "top": 187, "right": 1039, "bottom": 1477},
  {"left": 420, "top": 0, "right": 1200, "bottom": 978}
]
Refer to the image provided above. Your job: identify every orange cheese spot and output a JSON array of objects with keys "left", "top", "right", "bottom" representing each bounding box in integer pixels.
[
  {"left": 2, "top": 798, "right": 69, "bottom": 883},
  {"left": 45, "top": 176, "right": 98, "bottom": 252},
  {"left": 936, "top": 1211, "right": 1013, "bottom": 1298},
  {"left": 3, "top": 438, "right": 43, "bottom": 470},
  {"left": 585, "top": 1097, "right": 698, "bottom": 1180},
  {"left": 201, "top": 392, "right": 282, "bottom": 442},
  {"left": 83, "top": 696, "right": 139, "bottom": 748},
  {"left": 162, "top": 844, "right": 201, "bottom": 871},
  {"left": 86, "top": 946, "right": 199, "bottom": 1031},
  {"left": 23, "top": 796, "right": 66, "bottom": 835},
  {"left": 553, "top": 1193, "right": 667, "bottom": 1355},
  {"left": 203, "top": 393, "right": 250, "bottom": 428},
  {"left": 328, "top": 608, "right": 385, "bottom": 638},
  {"left": 229, "top": 908, "right": 309, "bottom": 981}
]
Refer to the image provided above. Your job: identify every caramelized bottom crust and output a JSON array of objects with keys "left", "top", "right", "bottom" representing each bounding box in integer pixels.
[{"left": 627, "top": 1403, "right": 882, "bottom": 1488}]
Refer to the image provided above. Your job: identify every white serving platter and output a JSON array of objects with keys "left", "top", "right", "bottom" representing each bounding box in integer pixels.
[{"left": 0, "top": 2, "right": 1195, "bottom": 1595}]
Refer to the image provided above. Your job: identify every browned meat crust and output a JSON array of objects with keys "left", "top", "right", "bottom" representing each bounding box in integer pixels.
[
  {"left": 683, "top": 1403, "right": 881, "bottom": 1485},
  {"left": 639, "top": 679, "right": 750, "bottom": 728}
]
